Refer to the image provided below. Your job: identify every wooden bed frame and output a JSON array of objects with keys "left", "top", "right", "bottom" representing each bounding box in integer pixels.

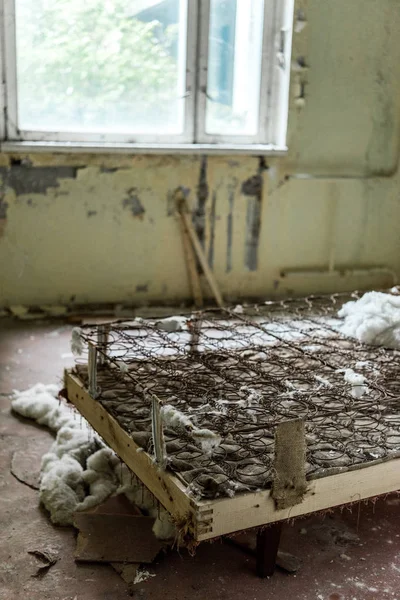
[{"left": 65, "top": 370, "right": 400, "bottom": 546}]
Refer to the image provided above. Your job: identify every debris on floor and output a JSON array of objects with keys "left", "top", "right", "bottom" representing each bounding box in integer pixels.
[
  {"left": 133, "top": 568, "right": 156, "bottom": 584},
  {"left": 111, "top": 562, "right": 139, "bottom": 585},
  {"left": 73, "top": 508, "right": 162, "bottom": 563},
  {"left": 9, "top": 383, "right": 174, "bottom": 588},
  {"left": 226, "top": 532, "right": 302, "bottom": 574},
  {"left": 306, "top": 519, "right": 360, "bottom": 546},
  {"left": 72, "top": 496, "right": 164, "bottom": 585},
  {"left": 10, "top": 383, "right": 175, "bottom": 540},
  {"left": 28, "top": 548, "right": 59, "bottom": 578}
]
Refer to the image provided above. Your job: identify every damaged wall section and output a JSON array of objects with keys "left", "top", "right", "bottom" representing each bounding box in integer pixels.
[
  {"left": 242, "top": 159, "right": 268, "bottom": 272},
  {"left": 0, "top": 166, "right": 78, "bottom": 196},
  {"left": 1, "top": 0, "right": 400, "bottom": 306}
]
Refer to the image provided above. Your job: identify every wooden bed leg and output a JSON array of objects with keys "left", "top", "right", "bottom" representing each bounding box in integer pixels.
[{"left": 256, "top": 523, "right": 283, "bottom": 578}]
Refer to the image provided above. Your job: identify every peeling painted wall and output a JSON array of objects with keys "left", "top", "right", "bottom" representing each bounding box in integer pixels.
[{"left": 1, "top": 0, "right": 400, "bottom": 307}]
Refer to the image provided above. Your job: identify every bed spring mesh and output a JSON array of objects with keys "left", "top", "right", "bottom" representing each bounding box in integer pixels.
[{"left": 73, "top": 291, "right": 400, "bottom": 500}]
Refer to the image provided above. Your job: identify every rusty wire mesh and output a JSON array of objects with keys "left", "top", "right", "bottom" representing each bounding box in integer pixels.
[{"left": 73, "top": 291, "right": 400, "bottom": 500}]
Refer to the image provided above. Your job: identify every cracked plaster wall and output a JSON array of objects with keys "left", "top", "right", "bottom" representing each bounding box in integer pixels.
[{"left": 1, "top": 0, "right": 400, "bottom": 307}]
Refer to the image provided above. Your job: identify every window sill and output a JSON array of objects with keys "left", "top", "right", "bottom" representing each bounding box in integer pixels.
[{"left": 0, "top": 141, "right": 288, "bottom": 156}]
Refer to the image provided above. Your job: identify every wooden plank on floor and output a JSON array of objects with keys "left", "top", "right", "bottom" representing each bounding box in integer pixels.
[{"left": 74, "top": 513, "right": 162, "bottom": 563}]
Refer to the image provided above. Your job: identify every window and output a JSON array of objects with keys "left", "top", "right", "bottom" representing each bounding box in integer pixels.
[{"left": 1, "top": 0, "right": 293, "bottom": 150}]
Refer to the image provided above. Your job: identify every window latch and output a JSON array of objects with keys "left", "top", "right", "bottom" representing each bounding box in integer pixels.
[
  {"left": 200, "top": 86, "right": 215, "bottom": 102},
  {"left": 277, "top": 28, "right": 287, "bottom": 69}
]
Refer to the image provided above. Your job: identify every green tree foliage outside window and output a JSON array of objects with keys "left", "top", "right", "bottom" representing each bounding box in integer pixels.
[{"left": 16, "top": 0, "right": 181, "bottom": 132}]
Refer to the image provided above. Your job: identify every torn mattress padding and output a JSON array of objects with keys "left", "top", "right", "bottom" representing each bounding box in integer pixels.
[
  {"left": 11, "top": 384, "right": 175, "bottom": 539},
  {"left": 340, "top": 368, "right": 369, "bottom": 399},
  {"left": 338, "top": 291, "right": 400, "bottom": 349},
  {"left": 160, "top": 404, "right": 222, "bottom": 456}
]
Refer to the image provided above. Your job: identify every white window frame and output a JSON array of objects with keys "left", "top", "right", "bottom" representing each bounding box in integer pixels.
[{"left": 0, "top": 0, "right": 293, "bottom": 154}]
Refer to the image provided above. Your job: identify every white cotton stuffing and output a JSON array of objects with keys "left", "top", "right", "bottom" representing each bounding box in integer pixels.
[
  {"left": 151, "top": 509, "right": 176, "bottom": 540},
  {"left": 339, "top": 368, "right": 369, "bottom": 398},
  {"left": 315, "top": 375, "right": 332, "bottom": 387},
  {"left": 245, "top": 387, "right": 262, "bottom": 405},
  {"left": 134, "top": 569, "right": 156, "bottom": 584},
  {"left": 161, "top": 404, "right": 194, "bottom": 430},
  {"left": 355, "top": 360, "right": 373, "bottom": 369},
  {"left": 191, "top": 429, "right": 222, "bottom": 455},
  {"left": 51, "top": 426, "right": 98, "bottom": 464},
  {"left": 355, "top": 360, "right": 380, "bottom": 377},
  {"left": 303, "top": 344, "right": 323, "bottom": 353},
  {"left": 187, "top": 402, "right": 213, "bottom": 415},
  {"left": 40, "top": 453, "right": 86, "bottom": 525},
  {"left": 71, "top": 327, "right": 84, "bottom": 356},
  {"left": 215, "top": 400, "right": 228, "bottom": 416},
  {"left": 285, "top": 380, "right": 298, "bottom": 390},
  {"left": 338, "top": 291, "right": 400, "bottom": 348},
  {"left": 233, "top": 304, "right": 244, "bottom": 314},
  {"left": 77, "top": 448, "right": 120, "bottom": 512},
  {"left": 161, "top": 404, "right": 221, "bottom": 455},
  {"left": 155, "top": 316, "right": 188, "bottom": 333},
  {"left": 238, "top": 385, "right": 262, "bottom": 408},
  {"left": 115, "top": 462, "right": 175, "bottom": 540},
  {"left": 11, "top": 383, "right": 73, "bottom": 431},
  {"left": 11, "top": 384, "right": 176, "bottom": 540}
]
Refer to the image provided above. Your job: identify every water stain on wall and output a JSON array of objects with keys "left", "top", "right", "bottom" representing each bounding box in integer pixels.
[
  {"left": 241, "top": 162, "right": 266, "bottom": 271},
  {"left": 122, "top": 188, "right": 145, "bottom": 218}
]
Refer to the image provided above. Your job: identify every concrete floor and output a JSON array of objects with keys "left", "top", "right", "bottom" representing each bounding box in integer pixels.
[{"left": 0, "top": 318, "right": 399, "bottom": 600}]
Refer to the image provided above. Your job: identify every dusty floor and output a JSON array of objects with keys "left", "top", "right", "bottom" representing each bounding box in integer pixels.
[{"left": 0, "top": 318, "right": 399, "bottom": 600}]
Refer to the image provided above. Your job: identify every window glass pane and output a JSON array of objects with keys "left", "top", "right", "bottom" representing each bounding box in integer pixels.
[
  {"left": 15, "top": 0, "right": 187, "bottom": 135},
  {"left": 206, "top": 0, "right": 264, "bottom": 136}
]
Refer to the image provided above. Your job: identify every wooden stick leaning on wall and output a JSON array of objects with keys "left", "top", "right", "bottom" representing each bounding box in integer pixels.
[
  {"left": 176, "top": 194, "right": 224, "bottom": 309},
  {"left": 176, "top": 201, "right": 204, "bottom": 308}
]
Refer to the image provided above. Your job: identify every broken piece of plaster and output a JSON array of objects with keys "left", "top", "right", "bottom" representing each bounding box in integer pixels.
[{"left": 295, "top": 19, "right": 307, "bottom": 33}]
